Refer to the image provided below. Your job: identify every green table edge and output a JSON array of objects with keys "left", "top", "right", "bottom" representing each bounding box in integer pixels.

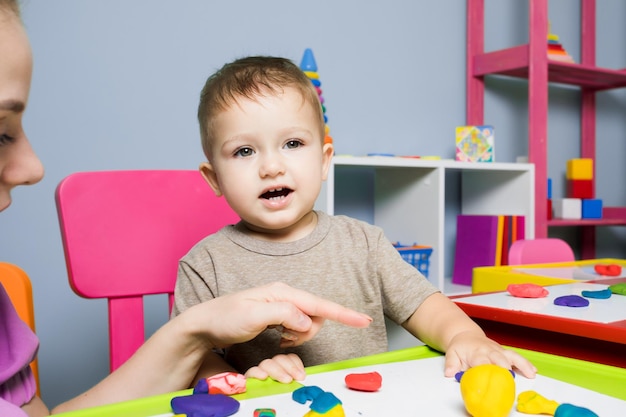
[{"left": 53, "top": 345, "right": 626, "bottom": 417}]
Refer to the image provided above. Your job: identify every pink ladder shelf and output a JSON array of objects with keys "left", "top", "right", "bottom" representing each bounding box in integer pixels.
[{"left": 466, "top": 0, "right": 626, "bottom": 258}]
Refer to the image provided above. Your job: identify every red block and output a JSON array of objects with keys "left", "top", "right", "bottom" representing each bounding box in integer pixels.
[
  {"left": 547, "top": 199, "right": 553, "bottom": 220},
  {"left": 567, "top": 179, "right": 593, "bottom": 199}
]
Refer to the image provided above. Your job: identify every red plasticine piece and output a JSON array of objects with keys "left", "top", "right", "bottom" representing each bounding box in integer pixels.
[
  {"left": 507, "top": 283, "right": 549, "bottom": 298},
  {"left": 594, "top": 264, "right": 622, "bottom": 276},
  {"left": 345, "top": 371, "right": 382, "bottom": 392}
]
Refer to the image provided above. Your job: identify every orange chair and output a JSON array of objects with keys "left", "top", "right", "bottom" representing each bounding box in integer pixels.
[
  {"left": 55, "top": 170, "right": 239, "bottom": 372},
  {"left": 508, "top": 238, "right": 575, "bottom": 265},
  {"left": 0, "top": 262, "right": 40, "bottom": 394}
]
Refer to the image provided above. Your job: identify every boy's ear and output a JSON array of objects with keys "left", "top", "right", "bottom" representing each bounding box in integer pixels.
[
  {"left": 199, "top": 161, "right": 223, "bottom": 197},
  {"left": 321, "top": 142, "right": 334, "bottom": 181}
]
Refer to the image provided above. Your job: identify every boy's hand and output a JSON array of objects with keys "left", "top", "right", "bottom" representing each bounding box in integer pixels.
[
  {"left": 443, "top": 331, "right": 537, "bottom": 378},
  {"left": 244, "top": 353, "right": 305, "bottom": 383}
]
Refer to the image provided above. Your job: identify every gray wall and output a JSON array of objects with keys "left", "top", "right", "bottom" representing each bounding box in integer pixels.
[{"left": 1, "top": 0, "right": 624, "bottom": 408}]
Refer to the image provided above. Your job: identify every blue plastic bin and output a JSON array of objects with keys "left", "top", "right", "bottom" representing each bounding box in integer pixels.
[{"left": 393, "top": 243, "right": 433, "bottom": 278}]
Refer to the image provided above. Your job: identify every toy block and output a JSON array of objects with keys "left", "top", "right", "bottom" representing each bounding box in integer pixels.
[
  {"left": 567, "top": 179, "right": 593, "bottom": 199},
  {"left": 547, "top": 199, "right": 553, "bottom": 220},
  {"left": 582, "top": 199, "right": 603, "bottom": 219},
  {"left": 455, "top": 125, "right": 494, "bottom": 162},
  {"left": 547, "top": 178, "right": 552, "bottom": 199},
  {"left": 552, "top": 198, "right": 582, "bottom": 220},
  {"left": 566, "top": 158, "right": 593, "bottom": 180}
]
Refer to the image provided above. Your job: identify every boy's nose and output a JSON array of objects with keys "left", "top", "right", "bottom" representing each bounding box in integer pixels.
[{"left": 259, "top": 153, "right": 285, "bottom": 178}]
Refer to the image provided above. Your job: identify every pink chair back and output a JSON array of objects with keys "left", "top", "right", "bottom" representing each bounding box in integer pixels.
[
  {"left": 508, "top": 238, "right": 575, "bottom": 265},
  {"left": 55, "top": 170, "right": 239, "bottom": 371}
]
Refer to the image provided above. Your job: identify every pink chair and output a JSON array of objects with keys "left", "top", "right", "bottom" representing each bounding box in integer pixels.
[
  {"left": 55, "top": 170, "right": 239, "bottom": 371},
  {"left": 508, "top": 238, "right": 575, "bottom": 265}
]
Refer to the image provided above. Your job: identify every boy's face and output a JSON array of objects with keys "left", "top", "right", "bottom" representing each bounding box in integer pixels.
[
  {"left": 0, "top": 14, "right": 44, "bottom": 212},
  {"left": 200, "top": 87, "right": 333, "bottom": 240}
]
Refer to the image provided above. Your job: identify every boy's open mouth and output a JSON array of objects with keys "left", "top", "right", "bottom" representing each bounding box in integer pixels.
[{"left": 260, "top": 187, "right": 292, "bottom": 200}]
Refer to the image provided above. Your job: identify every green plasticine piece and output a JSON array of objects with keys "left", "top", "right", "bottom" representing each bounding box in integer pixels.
[{"left": 609, "top": 283, "right": 626, "bottom": 296}]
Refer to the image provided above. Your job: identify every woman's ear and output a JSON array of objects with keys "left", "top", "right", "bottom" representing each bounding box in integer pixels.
[{"left": 199, "top": 161, "right": 223, "bottom": 197}]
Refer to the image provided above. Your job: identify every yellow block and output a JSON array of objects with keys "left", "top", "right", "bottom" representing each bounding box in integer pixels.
[
  {"left": 566, "top": 158, "right": 593, "bottom": 180},
  {"left": 471, "top": 258, "right": 626, "bottom": 293}
]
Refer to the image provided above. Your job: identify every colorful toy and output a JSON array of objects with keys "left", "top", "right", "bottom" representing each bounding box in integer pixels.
[
  {"left": 193, "top": 371, "right": 246, "bottom": 395},
  {"left": 507, "top": 283, "right": 549, "bottom": 298},
  {"left": 170, "top": 393, "right": 240, "bottom": 417},
  {"left": 459, "top": 364, "right": 515, "bottom": 417},
  {"left": 455, "top": 125, "right": 495, "bottom": 162},
  {"left": 517, "top": 390, "right": 598, "bottom": 416},
  {"left": 254, "top": 408, "right": 277, "bottom": 417},
  {"left": 300, "top": 48, "right": 333, "bottom": 146},
  {"left": 344, "top": 371, "right": 382, "bottom": 392},
  {"left": 292, "top": 385, "right": 345, "bottom": 417},
  {"left": 547, "top": 26, "right": 575, "bottom": 63},
  {"left": 563, "top": 158, "right": 602, "bottom": 220}
]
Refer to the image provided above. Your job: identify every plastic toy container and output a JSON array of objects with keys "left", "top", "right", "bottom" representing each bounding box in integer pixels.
[{"left": 394, "top": 243, "right": 433, "bottom": 278}]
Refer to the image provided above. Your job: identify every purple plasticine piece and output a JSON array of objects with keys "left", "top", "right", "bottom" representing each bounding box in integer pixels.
[
  {"left": 581, "top": 289, "right": 612, "bottom": 299},
  {"left": 171, "top": 393, "right": 239, "bottom": 417},
  {"left": 554, "top": 295, "right": 590, "bottom": 307}
]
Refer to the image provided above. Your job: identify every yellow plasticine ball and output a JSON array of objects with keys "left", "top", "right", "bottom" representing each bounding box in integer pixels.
[{"left": 460, "top": 364, "right": 516, "bottom": 417}]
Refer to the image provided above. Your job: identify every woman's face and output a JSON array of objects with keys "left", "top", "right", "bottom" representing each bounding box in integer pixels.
[{"left": 0, "top": 12, "right": 43, "bottom": 212}]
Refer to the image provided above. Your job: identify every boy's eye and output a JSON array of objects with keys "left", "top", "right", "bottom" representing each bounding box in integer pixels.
[
  {"left": 284, "top": 140, "right": 302, "bottom": 149},
  {"left": 0, "top": 134, "right": 16, "bottom": 146},
  {"left": 234, "top": 147, "right": 254, "bottom": 157}
]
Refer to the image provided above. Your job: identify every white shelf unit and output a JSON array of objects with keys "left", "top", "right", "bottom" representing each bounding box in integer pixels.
[{"left": 318, "top": 156, "right": 535, "bottom": 292}]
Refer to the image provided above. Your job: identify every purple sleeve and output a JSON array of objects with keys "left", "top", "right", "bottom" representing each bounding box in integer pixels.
[{"left": 0, "top": 284, "right": 39, "bottom": 409}]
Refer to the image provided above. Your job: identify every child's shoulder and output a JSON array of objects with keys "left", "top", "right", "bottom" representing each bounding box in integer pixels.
[
  {"left": 181, "top": 225, "right": 235, "bottom": 258},
  {"left": 324, "top": 212, "right": 386, "bottom": 236}
]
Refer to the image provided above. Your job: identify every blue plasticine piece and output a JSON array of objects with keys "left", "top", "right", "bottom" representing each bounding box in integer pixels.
[
  {"left": 292, "top": 385, "right": 324, "bottom": 405},
  {"left": 581, "top": 289, "right": 612, "bottom": 299},
  {"left": 170, "top": 393, "right": 239, "bottom": 417},
  {"left": 292, "top": 385, "right": 342, "bottom": 414},
  {"left": 310, "top": 78, "right": 321, "bottom": 87},
  {"left": 555, "top": 403, "right": 599, "bottom": 417},
  {"left": 300, "top": 48, "right": 318, "bottom": 72},
  {"left": 309, "top": 391, "right": 342, "bottom": 414}
]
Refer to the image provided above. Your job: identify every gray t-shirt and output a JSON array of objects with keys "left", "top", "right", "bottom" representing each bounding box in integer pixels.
[{"left": 173, "top": 211, "right": 438, "bottom": 372}]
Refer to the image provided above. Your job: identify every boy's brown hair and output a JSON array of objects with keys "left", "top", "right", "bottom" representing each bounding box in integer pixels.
[{"left": 197, "top": 56, "right": 325, "bottom": 160}]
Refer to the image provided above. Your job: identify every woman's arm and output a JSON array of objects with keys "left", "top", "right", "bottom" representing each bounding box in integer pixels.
[{"left": 51, "top": 282, "right": 371, "bottom": 413}]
